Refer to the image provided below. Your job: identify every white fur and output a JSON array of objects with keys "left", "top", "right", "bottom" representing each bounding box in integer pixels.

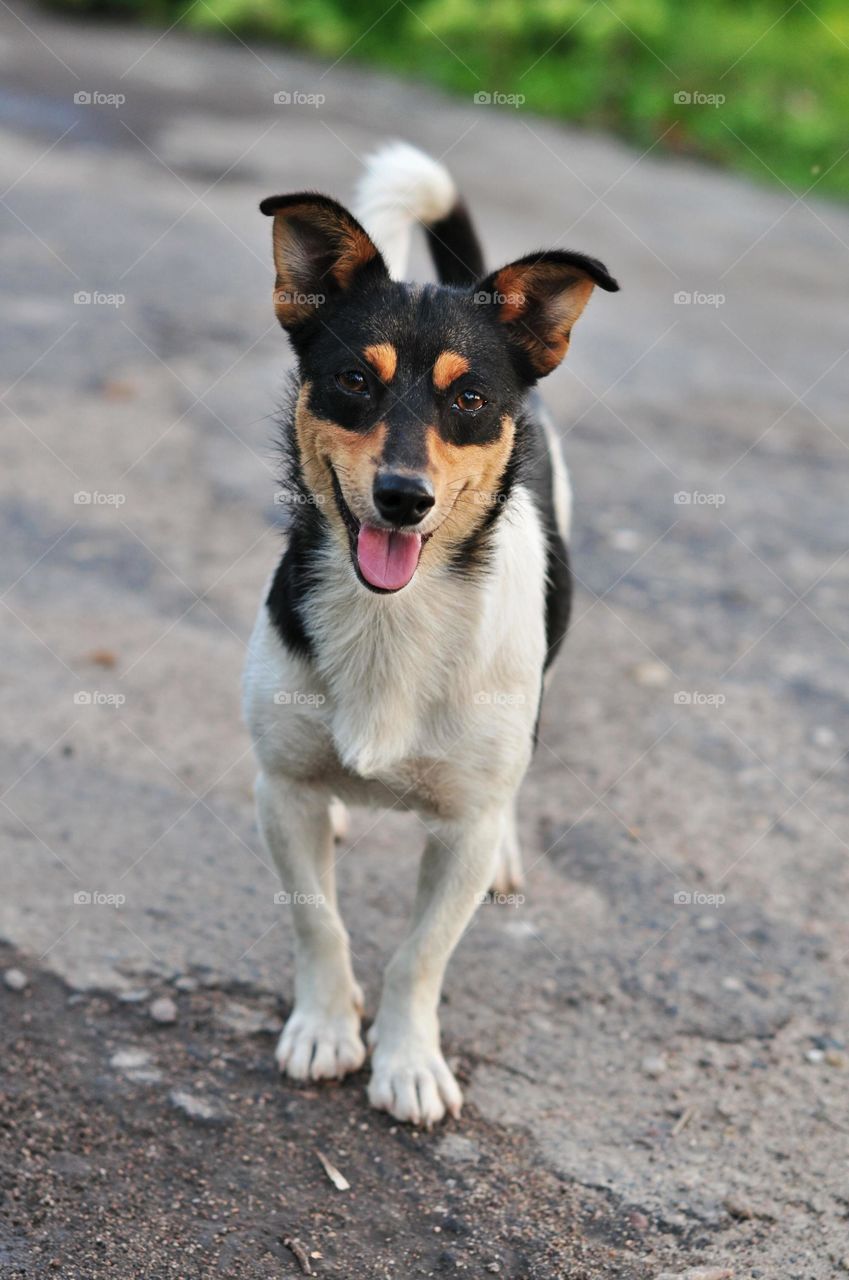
[
  {"left": 353, "top": 141, "right": 458, "bottom": 280},
  {"left": 243, "top": 485, "right": 549, "bottom": 1124}
]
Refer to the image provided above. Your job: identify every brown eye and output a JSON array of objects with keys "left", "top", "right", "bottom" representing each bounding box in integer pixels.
[
  {"left": 335, "top": 369, "right": 369, "bottom": 395},
  {"left": 453, "top": 389, "right": 486, "bottom": 413}
]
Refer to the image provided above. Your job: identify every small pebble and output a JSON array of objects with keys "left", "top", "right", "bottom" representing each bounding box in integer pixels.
[
  {"left": 654, "top": 1269, "right": 733, "bottom": 1280},
  {"left": 169, "top": 1090, "right": 228, "bottom": 1124},
  {"left": 721, "top": 976, "right": 743, "bottom": 992},
  {"left": 110, "top": 1048, "right": 151, "bottom": 1071},
  {"left": 723, "top": 1195, "right": 754, "bottom": 1220},
  {"left": 150, "top": 996, "right": 177, "bottom": 1024},
  {"left": 632, "top": 661, "right": 669, "bottom": 688},
  {"left": 641, "top": 1054, "right": 666, "bottom": 1078},
  {"left": 435, "top": 1134, "right": 481, "bottom": 1165},
  {"left": 173, "top": 976, "right": 198, "bottom": 992},
  {"left": 805, "top": 1049, "right": 824, "bottom": 1064},
  {"left": 3, "top": 968, "right": 28, "bottom": 991},
  {"left": 825, "top": 1049, "right": 846, "bottom": 1068},
  {"left": 118, "top": 989, "right": 150, "bottom": 1004}
]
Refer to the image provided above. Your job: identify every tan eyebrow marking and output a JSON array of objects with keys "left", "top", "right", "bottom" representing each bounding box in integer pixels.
[
  {"left": 433, "top": 350, "right": 470, "bottom": 391},
  {"left": 363, "top": 342, "right": 397, "bottom": 383}
]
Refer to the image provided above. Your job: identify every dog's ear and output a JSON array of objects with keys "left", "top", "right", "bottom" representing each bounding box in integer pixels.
[
  {"left": 260, "top": 193, "right": 389, "bottom": 332},
  {"left": 475, "top": 251, "right": 618, "bottom": 380}
]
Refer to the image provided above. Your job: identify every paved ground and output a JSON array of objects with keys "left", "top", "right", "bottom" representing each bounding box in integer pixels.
[{"left": 1, "top": 5, "right": 848, "bottom": 1277}]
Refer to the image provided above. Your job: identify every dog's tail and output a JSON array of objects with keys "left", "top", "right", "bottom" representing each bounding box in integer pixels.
[{"left": 354, "top": 141, "right": 484, "bottom": 286}]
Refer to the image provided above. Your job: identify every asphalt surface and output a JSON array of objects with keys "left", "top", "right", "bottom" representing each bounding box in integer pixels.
[{"left": 1, "top": 5, "right": 848, "bottom": 1277}]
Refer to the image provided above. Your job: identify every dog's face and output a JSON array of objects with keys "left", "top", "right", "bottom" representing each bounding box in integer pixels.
[{"left": 261, "top": 193, "right": 617, "bottom": 593}]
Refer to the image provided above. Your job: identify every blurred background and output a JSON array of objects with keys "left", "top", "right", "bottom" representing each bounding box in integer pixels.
[
  {"left": 1, "top": 2, "right": 847, "bottom": 1277},
  {"left": 45, "top": 0, "right": 849, "bottom": 196}
]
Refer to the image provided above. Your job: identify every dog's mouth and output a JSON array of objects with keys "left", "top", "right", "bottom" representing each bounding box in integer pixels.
[{"left": 330, "top": 469, "right": 428, "bottom": 594}]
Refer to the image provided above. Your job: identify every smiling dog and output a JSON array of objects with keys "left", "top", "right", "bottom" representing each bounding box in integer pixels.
[{"left": 243, "top": 142, "right": 618, "bottom": 1126}]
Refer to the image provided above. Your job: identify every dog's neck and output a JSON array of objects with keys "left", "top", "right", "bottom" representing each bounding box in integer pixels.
[{"left": 302, "top": 535, "right": 490, "bottom": 776}]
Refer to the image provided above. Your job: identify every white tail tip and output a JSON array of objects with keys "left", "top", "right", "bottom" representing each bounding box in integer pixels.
[{"left": 353, "top": 141, "right": 458, "bottom": 281}]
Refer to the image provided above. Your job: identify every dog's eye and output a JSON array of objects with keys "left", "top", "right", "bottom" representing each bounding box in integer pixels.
[
  {"left": 453, "top": 389, "right": 487, "bottom": 414},
  {"left": 335, "top": 369, "right": 369, "bottom": 396}
]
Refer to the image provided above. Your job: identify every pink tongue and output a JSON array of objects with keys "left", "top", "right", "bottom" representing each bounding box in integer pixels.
[{"left": 356, "top": 524, "right": 422, "bottom": 591}]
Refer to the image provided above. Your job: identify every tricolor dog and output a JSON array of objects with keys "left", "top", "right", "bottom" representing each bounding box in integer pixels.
[{"left": 243, "top": 143, "right": 618, "bottom": 1126}]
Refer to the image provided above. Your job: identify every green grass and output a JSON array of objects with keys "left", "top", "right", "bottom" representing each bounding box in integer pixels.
[{"left": 52, "top": 0, "right": 849, "bottom": 198}]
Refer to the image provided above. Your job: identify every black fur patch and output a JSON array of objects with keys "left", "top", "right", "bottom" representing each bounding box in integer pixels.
[
  {"left": 425, "top": 200, "right": 485, "bottom": 286},
  {"left": 265, "top": 376, "right": 326, "bottom": 661},
  {"left": 522, "top": 394, "right": 572, "bottom": 669}
]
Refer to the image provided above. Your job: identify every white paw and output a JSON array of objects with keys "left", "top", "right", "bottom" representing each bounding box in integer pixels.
[
  {"left": 276, "top": 1001, "right": 365, "bottom": 1082},
  {"left": 367, "top": 1027, "right": 462, "bottom": 1127}
]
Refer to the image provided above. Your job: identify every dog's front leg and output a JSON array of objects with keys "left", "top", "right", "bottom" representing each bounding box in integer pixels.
[
  {"left": 368, "top": 809, "right": 503, "bottom": 1126},
  {"left": 255, "top": 771, "right": 366, "bottom": 1082}
]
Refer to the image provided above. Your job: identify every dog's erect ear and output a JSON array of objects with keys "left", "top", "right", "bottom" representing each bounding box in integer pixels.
[
  {"left": 475, "top": 251, "right": 618, "bottom": 380},
  {"left": 260, "top": 193, "right": 389, "bottom": 331}
]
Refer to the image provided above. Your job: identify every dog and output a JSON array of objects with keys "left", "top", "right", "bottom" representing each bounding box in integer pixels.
[{"left": 243, "top": 142, "right": 618, "bottom": 1126}]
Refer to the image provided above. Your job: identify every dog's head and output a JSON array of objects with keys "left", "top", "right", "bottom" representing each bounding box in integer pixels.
[{"left": 261, "top": 192, "right": 617, "bottom": 593}]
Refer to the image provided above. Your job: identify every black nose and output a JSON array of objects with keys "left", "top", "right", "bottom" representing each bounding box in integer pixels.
[{"left": 373, "top": 472, "right": 435, "bottom": 526}]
